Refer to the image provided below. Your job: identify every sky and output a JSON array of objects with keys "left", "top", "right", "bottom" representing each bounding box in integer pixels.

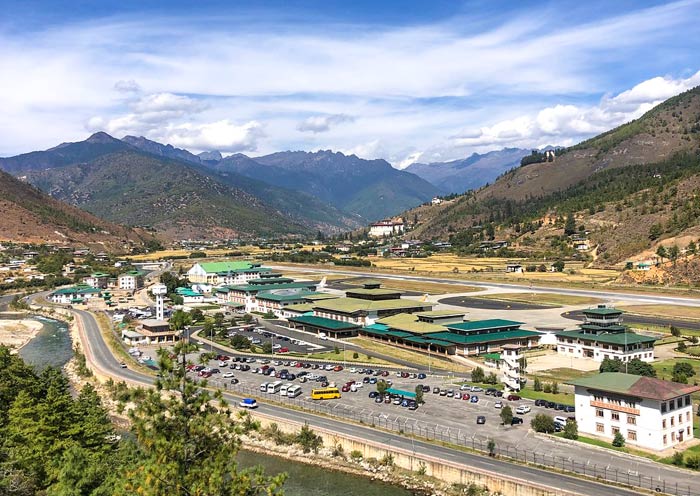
[{"left": 1, "top": 0, "right": 700, "bottom": 167}]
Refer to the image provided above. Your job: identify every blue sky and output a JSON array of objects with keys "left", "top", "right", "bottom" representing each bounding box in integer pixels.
[{"left": 1, "top": 0, "right": 699, "bottom": 166}]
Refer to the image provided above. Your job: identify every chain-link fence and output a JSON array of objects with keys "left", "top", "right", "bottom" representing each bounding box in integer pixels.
[{"left": 215, "top": 380, "right": 698, "bottom": 496}]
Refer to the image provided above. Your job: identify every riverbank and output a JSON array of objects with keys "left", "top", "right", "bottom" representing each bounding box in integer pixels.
[{"left": 0, "top": 315, "right": 43, "bottom": 352}]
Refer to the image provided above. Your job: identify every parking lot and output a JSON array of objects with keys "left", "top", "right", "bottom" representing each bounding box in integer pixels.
[
  {"left": 183, "top": 351, "right": 576, "bottom": 449},
  {"left": 220, "top": 325, "right": 327, "bottom": 354}
]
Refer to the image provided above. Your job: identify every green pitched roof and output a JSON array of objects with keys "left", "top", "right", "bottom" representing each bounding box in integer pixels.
[
  {"left": 375, "top": 313, "right": 445, "bottom": 334},
  {"left": 446, "top": 319, "right": 523, "bottom": 333},
  {"left": 313, "top": 297, "right": 432, "bottom": 314},
  {"left": 304, "top": 293, "right": 339, "bottom": 301},
  {"left": 255, "top": 290, "right": 318, "bottom": 302},
  {"left": 416, "top": 310, "right": 465, "bottom": 318},
  {"left": 89, "top": 272, "right": 110, "bottom": 277},
  {"left": 345, "top": 288, "right": 402, "bottom": 296},
  {"left": 249, "top": 277, "right": 294, "bottom": 285},
  {"left": 197, "top": 261, "right": 254, "bottom": 273},
  {"left": 282, "top": 303, "right": 315, "bottom": 313},
  {"left": 583, "top": 307, "right": 623, "bottom": 316},
  {"left": 52, "top": 286, "right": 101, "bottom": 295},
  {"left": 556, "top": 329, "right": 656, "bottom": 345},
  {"left": 423, "top": 329, "right": 540, "bottom": 346},
  {"left": 402, "top": 336, "right": 456, "bottom": 347},
  {"left": 482, "top": 353, "right": 501, "bottom": 361},
  {"left": 228, "top": 282, "right": 317, "bottom": 293},
  {"left": 288, "top": 315, "right": 360, "bottom": 330}
]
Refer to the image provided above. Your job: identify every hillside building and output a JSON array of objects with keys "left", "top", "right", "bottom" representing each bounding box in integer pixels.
[
  {"left": 187, "top": 261, "right": 271, "bottom": 285},
  {"left": 215, "top": 278, "right": 318, "bottom": 313},
  {"left": 49, "top": 285, "right": 101, "bottom": 304},
  {"left": 82, "top": 272, "right": 110, "bottom": 289},
  {"left": 369, "top": 219, "right": 405, "bottom": 238},
  {"left": 118, "top": 270, "right": 145, "bottom": 291},
  {"left": 572, "top": 373, "right": 700, "bottom": 451},
  {"left": 175, "top": 286, "right": 204, "bottom": 304},
  {"left": 555, "top": 306, "right": 655, "bottom": 362}
]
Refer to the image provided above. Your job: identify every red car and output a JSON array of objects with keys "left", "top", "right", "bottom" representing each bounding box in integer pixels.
[
  {"left": 461, "top": 393, "right": 471, "bottom": 400},
  {"left": 341, "top": 385, "right": 351, "bottom": 392},
  {"left": 334, "top": 365, "right": 344, "bottom": 372},
  {"left": 279, "top": 347, "right": 289, "bottom": 353}
]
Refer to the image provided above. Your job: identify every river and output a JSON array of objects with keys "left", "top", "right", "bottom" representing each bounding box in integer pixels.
[
  {"left": 18, "top": 315, "right": 73, "bottom": 371},
  {"left": 237, "top": 450, "right": 414, "bottom": 496}
]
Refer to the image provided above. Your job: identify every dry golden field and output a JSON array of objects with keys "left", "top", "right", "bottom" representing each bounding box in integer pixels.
[
  {"left": 617, "top": 304, "right": 700, "bottom": 321},
  {"left": 341, "top": 277, "right": 478, "bottom": 295}
]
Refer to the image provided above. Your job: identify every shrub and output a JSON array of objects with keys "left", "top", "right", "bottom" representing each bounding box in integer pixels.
[
  {"left": 533, "top": 377, "right": 542, "bottom": 392},
  {"left": 379, "top": 453, "right": 394, "bottom": 467},
  {"left": 350, "top": 450, "right": 363, "bottom": 462},
  {"left": 352, "top": 352, "right": 359, "bottom": 359},
  {"left": 417, "top": 461, "right": 427, "bottom": 475},
  {"left": 531, "top": 414, "right": 556, "bottom": 433},
  {"left": 671, "top": 452, "right": 685, "bottom": 466},
  {"left": 685, "top": 455, "right": 700, "bottom": 470},
  {"left": 563, "top": 420, "right": 578, "bottom": 440},
  {"left": 612, "top": 432, "right": 625, "bottom": 447},
  {"left": 295, "top": 423, "right": 323, "bottom": 453},
  {"left": 471, "top": 367, "right": 485, "bottom": 383}
]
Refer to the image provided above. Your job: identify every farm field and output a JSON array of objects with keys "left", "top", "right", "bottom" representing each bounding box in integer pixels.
[{"left": 473, "top": 292, "right": 602, "bottom": 307}]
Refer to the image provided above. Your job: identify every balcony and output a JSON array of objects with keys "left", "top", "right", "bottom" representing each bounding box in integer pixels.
[{"left": 590, "top": 400, "right": 639, "bottom": 415}]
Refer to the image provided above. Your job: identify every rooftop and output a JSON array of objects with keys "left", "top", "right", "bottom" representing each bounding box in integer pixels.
[
  {"left": 345, "top": 288, "right": 402, "bottom": 296},
  {"left": 415, "top": 310, "right": 465, "bottom": 318},
  {"left": 249, "top": 277, "right": 294, "bottom": 285},
  {"left": 556, "top": 329, "right": 655, "bottom": 345},
  {"left": 375, "top": 313, "right": 445, "bottom": 334},
  {"left": 313, "top": 297, "right": 433, "bottom": 314},
  {"left": 227, "top": 282, "right": 317, "bottom": 293},
  {"left": 422, "top": 329, "right": 541, "bottom": 346},
  {"left": 196, "top": 261, "right": 255, "bottom": 273},
  {"left": 255, "top": 290, "right": 318, "bottom": 302},
  {"left": 288, "top": 315, "right": 360, "bottom": 330},
  {"left": 583, "top": 306, "right": 623, "bottom": 316},
  {"left": 445, "top": 319, "right": 523, "bottom": 333},
  {"left": 571, "top": 373, "right": 700, "bottom": 401}
]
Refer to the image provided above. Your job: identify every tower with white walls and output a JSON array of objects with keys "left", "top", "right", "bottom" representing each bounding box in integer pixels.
[{"left": 151, "top": 284, "right": 168, "bottom": 321}]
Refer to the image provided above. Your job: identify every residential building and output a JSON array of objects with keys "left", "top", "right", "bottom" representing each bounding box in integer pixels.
[
  {"left": 82, "top": 272, "right": 110, "bottom": 289},
  {"left": 431, "top": 197, "right": 443, "bottom": 205},
  {"left": 572, "top": 373, "right": 700, "bottom": 451},
  {"left": 215, "top": 279, "right": 318, "bottom": 312},
  {"left": 505, "top": 263, "right": 524, "bottom": 273},
  {"left": 49, "top": 285, "right": 101, "bottom": 304},
  {"left": 118, "top": 270, "right": 145, "bottom": 290},
  {"left": 122, "top": 319, "right": 180, "bottom": 345},
  {"left": 555, "top": 306, "right": 655, "bottom": 362},
  {"left": 175, "top": 287, "right": 204, "bottom": 304},
  {"left": 369, "top": 219, "right": 405, "bottom": 238},
  {"left": 255, "top": 289, "right": 321, "bottom": 317}
]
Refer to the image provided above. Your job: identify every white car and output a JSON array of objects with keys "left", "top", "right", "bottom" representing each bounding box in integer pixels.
[
  {"left": 515, "top": 405, "right": 531, "bottom": 414},
  {"left": 349, "top": 367, "right": 357, "bottom": 373},
  {"left": 460, "top": 384, "right": 471, "bottom": 391},
  {"left": 471, "top": 386, "right": 483, "bottom": 392},
  {"left": 494, "top": 401, "right": 503, "bottom": 409},
  {"left": 218, "top": 361, "right": 229, "bottom": 367},
  {"left": 223, "top": 372, "right": 234, "bottom": 378},
  {"left": 350, "top": 383, "right": 363, "bottom": 391}
]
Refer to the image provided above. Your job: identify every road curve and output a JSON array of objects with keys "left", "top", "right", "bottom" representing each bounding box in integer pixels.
[{"left": 67, "top": 306, "right": 649, "bottom": 496}]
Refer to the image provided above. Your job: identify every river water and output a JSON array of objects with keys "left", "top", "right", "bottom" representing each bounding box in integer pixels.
[
  {"left": 237, "top": 450, "right": 414, "bottom": 496},
  {"left": 15, "top": 316, "right": 414, "bottom": 496},
  {"left": 18, "top": 315, "right": 73, "bottom": 371}
]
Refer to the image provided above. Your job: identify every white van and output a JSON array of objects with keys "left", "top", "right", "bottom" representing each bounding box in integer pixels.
[
  {"left": 287, "top": 385, "right": 302, "bottom": 398},
  {"left": 554, "top": 415, "right": 568, "bottom": 425},
  {"left": 279, "top": 383, "right": 294, "bottom": 396},
  {"left": 259, "top": 382, "right": 269, "bottom": 392},
  {"left": 267, "top": 381, "right": 283, "bottom": 394}
]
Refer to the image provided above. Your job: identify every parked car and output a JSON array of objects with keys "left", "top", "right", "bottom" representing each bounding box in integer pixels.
[
  {"left": 461, "top": 393, "right": 471, "bottom": 401},
  {"left": 534, "top": 399, "right": 547, "bottom": 407},
  {"left": 375, "top": 396, "right": 384, "bottom": 403},
  {"left": 565, "top": 405, "right": 575, "bottom": 413},
  {"left": 511, "top": 417, "right": 524, "bottom": 425},
  {"left": 476, "top": 416, "right": 486, "bottom": 425},
  {"left": 417, "top": 373, "right": 426, "bottom": 379},
  {"left": 555, "top": 403, "right": 566, "bottom": 411},
  {"left": 545, "top": 401, "right": 556, "bottom": 409},
  {"left": 460, "top": 384, "right": 471, "bottom": 391},
  {"left": 454, "top": 392, "right": 462, "bottom": 400},
  {"left": 470, "top": 395, "right": 479, "bottom": 403},
  {"left": 515, "top": 405, "right": 531, "bottom": 414},
  {"left": 421, "top": 385, "right": 430, "bottom": 393},
  {"left": 439, "top": 389, "right": 447, "bottom": 396},
  {"left": 485, "top": 388, "right": 498, "bottom": 396},
  {"left": 223, "top": 372, "right": 234, "bottom": 378},
  {"left": 433, "top": 387, "right": 440, "bottom": 394},
  {"left": 369, "top": 391, "right": 379, "bottom": 398},
  {"left": 446, "top": 389, "right": 455, "bottom": 398},
  {"left": 494, "top": 401, "right": 503, "bottom": 409},
  {"left": 506, "top": 394, "right": 521, "bottom": 401},
  {"left": 471, "top": 386, "right": 483, "bottom": 392}
]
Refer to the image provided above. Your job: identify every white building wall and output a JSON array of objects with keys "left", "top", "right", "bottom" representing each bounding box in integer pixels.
[
  {"left": 574, "top": 387, "right": 695, "bottom": 451},
  {"left": 557, "top": 339, "right": 654, "bottom": 362}
]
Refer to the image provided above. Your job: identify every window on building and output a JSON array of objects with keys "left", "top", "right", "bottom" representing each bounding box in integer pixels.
[
  {"left": 669, "top": 399, "right": 675, "bottom": 410},
  {"left": 596, "top": 409, "right": 604, "bottom": 418},
  {"left": 611, "top": 426, "right": 620, "bottom": 436},
  {"left": 611, "top": 412, "right": 620, "bottom": 422},
  {"left": 662, "top": 419, "right": 667, "bottom": 429},
  {"left": 627, "top": 416, "right": 637, "bottom": 425},
  {"left": 663, "top": 435, "right": 667, "bottom": 445},
  {"left": 661, "top": 402, "right": 667, "bottom": 413},
  {"left": 688, "top": 427, "right": 692, "bottom": 436},
  {"left": 686, "top": 395, "right": 691, "bottom": 406},
  {"left": 596, "top": 423, "right": 604, "bottom": 433},
  {"left": 679, "top": 414, "right": 683, "bottom": 424},
  {"left": 671, "top": 432, "right": 676, "bottom": 442},
  {"left": 671, "top": 417, "right": 675, "bottom": 427},
  {"left": 627, "top": 401, "right": 636, "bottom": 409},
  {"left": 687, "top": 412, "right": 691, "bottom": 422},
  {"left": 627, "top": 431, "right": 637, "bottom": 441}
]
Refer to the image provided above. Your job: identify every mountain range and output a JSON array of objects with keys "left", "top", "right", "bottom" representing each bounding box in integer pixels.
[
  {"left": 403, "top": 85, "right": 700, "bottom": 264},
  {"left": 0, "top": 133, "right": 442, "bottom": 239},
  {"left": 405, "top": 148, "right": 530, "bottom": 194}
]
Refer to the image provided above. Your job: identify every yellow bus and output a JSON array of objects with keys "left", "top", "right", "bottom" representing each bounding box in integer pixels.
[{"left": 310, "top": 387, "right": 341, "bottom": 400}]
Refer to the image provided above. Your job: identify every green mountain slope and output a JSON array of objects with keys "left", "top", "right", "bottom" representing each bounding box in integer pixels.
[{"left": 401, "top": 86, "right": 700, "bottom": 264}]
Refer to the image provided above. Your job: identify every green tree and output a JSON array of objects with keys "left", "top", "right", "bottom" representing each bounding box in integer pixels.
[
  {"left": 189, "top": 308, "right": 204, "bottom": 322},
  {"left": 678, "top": 340, "right": 687, "bottom": 352},
  {"left": 261, "top": 341, "right": 273, "bottom": 354},
  {"left": 673, "top": 362, "right": 695, "bottom": 377},
  {"left": 551, "top": 381, "right": 559, "bottom": 395},
  {"left": 533, "top": 377, "right": 542, "bottom": 392},
  {"left": 500, "top": 405, "right": 513, "bottom": 426},
  {"left": 656, "top": 245, "right": 667, "bottom": 263},
  {"left": 414, "top": 385, "right": 424, "bottom": 404},
  {"left": 564, "top": 214, "right": 576, "bottom": 236},
  {"left": 670, "top": 325, "right": 681, "bottom": 337},
  {"left": 552, "top": 260, "right": 565, "bottom": 272},
  {"left": 471, "top": 367, "right": 485, "bottom": 383},
  {"left": 295, "top": 423, "right": 323, "bottom": 454},
  {"left": 668, "top": 244, "right": 680, "bottom": 264},
  {"left": 169, "top": 309, "right": 192, "bottom": 332},
  {"left": 121, "top": 342, "right": 285, "bottom": 495},
  {"left": 376, "top": 380, "right": 389, "bottom": 395},
  {"left": 612, "top": 431, "right": 625, "bottom": 447},
  {"left": 563, "top": 420, "right": 578, "bottom": 440},
  {"left": 530, "top": 414, "right": 556, "bottom": 433},
  {"left": 230, "top": 334, "right": 250, "bottom": 350}
]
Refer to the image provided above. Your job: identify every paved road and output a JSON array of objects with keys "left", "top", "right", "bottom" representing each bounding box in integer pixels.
[
  {"left": 439, "top": 295, "right": 552, "bottom": 311},
  {"left": 58, "top": 304, "right": 696, "bottom": 496},
  {"left": 274, "top": 266, "right": 700, "bottom": 307},
  {"left": 563, "top": 310, "right": 700, "bottom": 331}
]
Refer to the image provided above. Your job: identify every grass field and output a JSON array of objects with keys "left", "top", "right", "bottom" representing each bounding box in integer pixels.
[
  {"left": 517, "top": 388, "right": 575, "bottom": 406},
  {"left": 530, "top": 367, "right": 598, "bottom": 382},
  {"left": 473, "top": 292, "right": 601, "bottom": 307},
  {"left": 618, "top": 304, "right": 700, "bottom": 321},
  {"left": 348, "top": 337, "right": 471, "bottom": 373},
  {"left": 652, "top": 357, "right": 700, "bottom": 381},
  {"left": 340, "top": 277, "right": 478, "bottom": 295}
]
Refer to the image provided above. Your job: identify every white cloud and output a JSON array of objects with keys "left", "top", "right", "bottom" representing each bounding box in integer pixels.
[
  {"left": 162, "top": 120, "right": 265, "bottom": 153},
  {"left": 297, "top": 114, "right": 354, "bottom": 133},
  {"left": 451, "top": 70, "right": 700, "bottom": 150},
  {"left": 114, "top": 79, "right": 141, "bottom": 93}
]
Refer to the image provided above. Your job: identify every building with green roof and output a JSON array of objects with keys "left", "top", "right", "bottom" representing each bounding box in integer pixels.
[
  {"left": 555, "top": 306, "right": 655, "bottom": 363},
  {"left": 287, "top": 315, "right": 361, "bottom": 337},
  {"left": 311, "top": 297, "right": 433, "bottom": 326},
  {"left": 187, "top": 260, "right": 270, "bottom": 285},
  {"left": 82, "top": 272, "right": 110, "bottom": 289},
  {"left": 571, "top": 373, "right": 700, "bottom": 451},
  {"left": 49, "top": 285, "right": 102, "bottom": 304}
]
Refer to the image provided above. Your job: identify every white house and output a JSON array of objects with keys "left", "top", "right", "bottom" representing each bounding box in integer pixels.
[
  {"left": 49, "top": 286, "right": 101, "bottom": 304},
  {"left": 572, "top": 373, "right": 700, "bottom": 451},
  {"left": 187, "top": 261, "right": 269, "bottom": 285},
  {"left": 118, "top": 270, "right": 144, "bottom": 290},
  {"left": 82, "top": 272, "right": 110, "bottom": 289},
  {"left": 431, "top": 197, "right": 443, "bottom": 205},
  {"left": 555, "top": 306, "right": 655, "bottom": 363},
  {"left": 369, "top": 219, "right": 405, "bottom": 238}
]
